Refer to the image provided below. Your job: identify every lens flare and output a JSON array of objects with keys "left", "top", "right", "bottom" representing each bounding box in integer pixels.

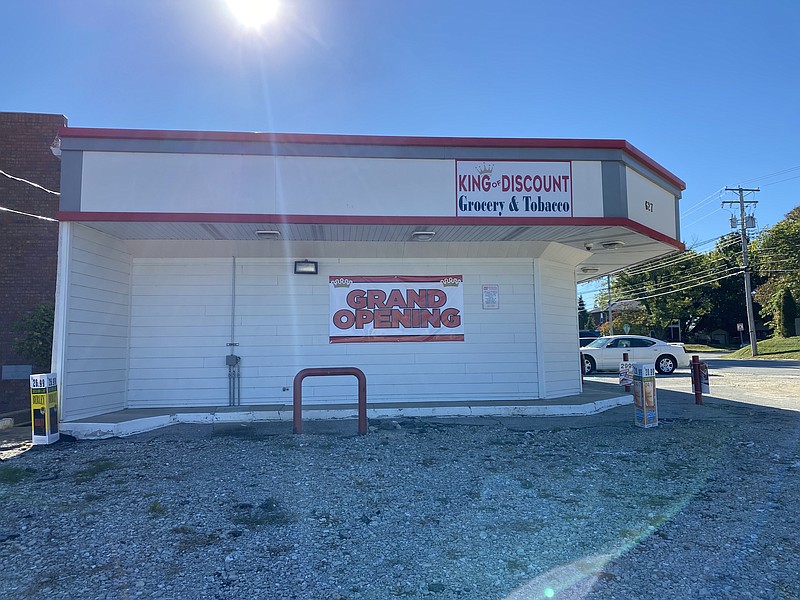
[{"left": 226, "top": 0, "right": 280, "bottom": 28}]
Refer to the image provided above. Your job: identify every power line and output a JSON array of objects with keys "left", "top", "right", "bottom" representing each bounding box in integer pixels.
[
  {"left": 0, "top": 205, "right": 58, "bottom": 222},
  {"left": 740, "top": 164, "right": 800, "bottom": 185},
  {"left": 760, "top": 173, "right": 800, "bottom": 187},
  {"left": 0, "top": 169, "right": 60, "bottom": 196},
  {"left": 620, "top": 255, "right": 742, "bottom": 287},
  {"left": 616, "top": 265, "right": 743, "bottom": 298},
  {"left": 618, "top": 236, "right": 739, "bottom": 277},
  {"left": 620, "top": 270, "right": 743, "bottom": 303}
]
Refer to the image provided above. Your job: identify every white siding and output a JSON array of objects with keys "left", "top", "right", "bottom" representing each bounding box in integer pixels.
[
  {"left": 126, "top": 257, "right": 542, "bottom": 408},
  {"left": 537, "top": 259, "right": 581, "bottom": 397},
  {"left": 61, "top": 225, "right": 131, "bottom": 420}
]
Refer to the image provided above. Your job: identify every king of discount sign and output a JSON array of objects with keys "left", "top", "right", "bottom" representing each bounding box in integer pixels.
[
  {"left": 456, "top": 161, "right": 572, "bottom": 217},
  {"left": 329, "top": 275, "right": 465, "bottom": 343}
]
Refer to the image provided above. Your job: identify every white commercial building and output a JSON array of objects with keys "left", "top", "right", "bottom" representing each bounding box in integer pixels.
[{"left": 52, "top": 128, "right": 684, "bottom": 436}]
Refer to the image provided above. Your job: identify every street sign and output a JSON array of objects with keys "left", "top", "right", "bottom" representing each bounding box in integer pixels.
[{"left": 737, "top": 323, "right": 745, "bottom": 332}]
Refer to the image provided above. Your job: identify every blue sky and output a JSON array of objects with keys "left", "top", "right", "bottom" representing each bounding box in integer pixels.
[{"left": 4, "top": 0, "right": 799, "bottom": 254}]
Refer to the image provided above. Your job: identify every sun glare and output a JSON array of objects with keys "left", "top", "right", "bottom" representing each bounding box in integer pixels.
[{"left": 226, "top": 0, "right": 280, "bottom": 28}]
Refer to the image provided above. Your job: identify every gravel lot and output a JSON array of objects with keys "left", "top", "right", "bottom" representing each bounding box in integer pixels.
[{"left": 2, "top": 372, "right": 799, "bottom": 599}]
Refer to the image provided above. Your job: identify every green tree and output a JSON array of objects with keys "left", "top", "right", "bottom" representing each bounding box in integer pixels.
[
  {"left": 752, "top": 205, "right": 800, "bottom": 331},
  {"left": 12, "top": 304, "right": 54, "bottom": 372},
  {"left": 614, "top": 250, "right": 713, "bottom": 338},
  {"left": 577, "top": 295, "right": 590, "bottom": 328},
  {"left": 695, "top": 233, "right": 750, "bottom": 334},
  {"left": 778, "top": 288, "right": 797, "bottom": 337}
]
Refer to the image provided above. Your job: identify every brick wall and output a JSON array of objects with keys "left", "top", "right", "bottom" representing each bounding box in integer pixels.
[{"left": 0, "top": 112, "right": 66, "bottom": 415}]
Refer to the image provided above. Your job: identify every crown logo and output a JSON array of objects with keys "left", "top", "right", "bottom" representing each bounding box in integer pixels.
[
  {"left": 475, "top": 162, "right": 494, "bottom": 176},
  {"left": 331, "top": 278, "right": 352, "bottom": 288},
  {"left": 441, "top": 277, "right": 460, "bottom": 287}
]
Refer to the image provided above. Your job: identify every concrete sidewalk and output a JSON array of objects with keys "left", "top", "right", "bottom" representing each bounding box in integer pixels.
[{"left": 4, "top": 375, "right": 789, "bottom": 450}]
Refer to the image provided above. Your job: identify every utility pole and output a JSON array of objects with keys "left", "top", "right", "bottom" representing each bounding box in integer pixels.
[
  {"left": 723, "top": 187, "right": 759, "bottom": 356},
  {"left": 606, "top": 274, "right": 614, "bottom": 336}
]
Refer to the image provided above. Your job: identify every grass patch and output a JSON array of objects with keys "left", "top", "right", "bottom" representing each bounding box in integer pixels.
[
  {"left": 171, "top": 525, "right": 194, "bottom": 534},
  {"left": 725, "top": 336, "right": 800, "bottom": 360},
  {"left": 684, "top": 343, "right": 737, "bottom": 353},
  {"left": 74, "top": 460, "right": 116, "bottom": 483},
  {"left": 149, "top": 500, "right": 167, "bottom": 516},
  {"left": 503, "top": 518, "right": 544, "bottom": 533},
  {"left": 170, "top": 525, "right": 219, "bottom": 551},
  {"left": 505, "top": 558, "right": 529, "bottom": 573},
  {"left": 266, "top": 544, "right": 294, "bottom": 556},
  {"left": 230, "top": 497, "right": 295, "bottom": 528},
  {"left": 0, "top": 466, "right": 32, "bottom": 484},
  {"left": 643, "top": 494, "right": 674, "bottom": 509}
]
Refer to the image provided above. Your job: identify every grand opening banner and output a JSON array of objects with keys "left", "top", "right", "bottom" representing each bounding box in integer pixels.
[{"left": 329, "top": 275, "right": 464, "bottom": 343}]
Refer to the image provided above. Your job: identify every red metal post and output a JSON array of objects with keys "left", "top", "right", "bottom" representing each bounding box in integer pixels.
[
  {"left": 691, "top": 354, "right": 703, "bottom": 405},
  {"left": 293, "top": 367, "right": 368, "bottom": 435}
]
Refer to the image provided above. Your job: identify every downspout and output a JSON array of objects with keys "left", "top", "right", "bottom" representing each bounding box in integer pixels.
[{"left": 227, "top": 256, "right": 240, "bottom": 406}]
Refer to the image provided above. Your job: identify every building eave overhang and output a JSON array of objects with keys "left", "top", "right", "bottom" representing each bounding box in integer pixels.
[{"left": 58, "top": 127, "right": 686, "bottom": 192}]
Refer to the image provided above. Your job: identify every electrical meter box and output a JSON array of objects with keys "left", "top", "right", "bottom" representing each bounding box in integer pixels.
[{"left": 30, "top": 372, "right": 59, "bottom": 444}]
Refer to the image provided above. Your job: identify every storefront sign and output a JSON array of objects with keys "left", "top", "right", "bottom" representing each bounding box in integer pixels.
[
  {"left": 329, "top": 275, "right": 464, "bottom": 343},
  {"left": 456, "top": 161, "right": 572, "bottom": 217}
]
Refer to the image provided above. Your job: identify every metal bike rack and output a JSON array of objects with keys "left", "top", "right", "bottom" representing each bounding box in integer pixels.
[{"left": 292, "top": 367, "right": 367, "bottom": 435}]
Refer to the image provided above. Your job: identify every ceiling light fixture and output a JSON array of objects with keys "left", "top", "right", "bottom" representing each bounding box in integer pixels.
[
  {"left": 255, "top": 230, "right": 281, "bottom": 239},
  {"left": 581, "top": 267, "right": 600, "bottom": 274},
  {"left": 411, "top": 231, "right": 435, "bottom": 241},
  {"left": 601, "top": 240, "right": 625, "bottom": 250}
]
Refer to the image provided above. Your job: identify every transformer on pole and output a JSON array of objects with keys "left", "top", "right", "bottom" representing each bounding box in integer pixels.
[{"left": 723, "top": 187, "right": 759, "bottom": 357}]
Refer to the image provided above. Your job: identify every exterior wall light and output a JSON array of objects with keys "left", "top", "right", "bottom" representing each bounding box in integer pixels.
[
  {"left": 255, "top": 230, "right": 281, "bottom": 239},
  {"left": 294, "top": 260, "right": 318, "bottom": 274},
  {"left": 581, "top": 267, "right": 600, "bottom": 274},
  {"left": 411, "top": 231, "right": 435, "bottom": 241},
  {"left": 600, "top": 240, "right": 625, "bottom": 250}
]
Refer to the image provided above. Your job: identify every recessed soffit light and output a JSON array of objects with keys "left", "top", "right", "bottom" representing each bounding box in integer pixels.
[{"left": 601, "top": 240, "right": 625, "bottom": 250}]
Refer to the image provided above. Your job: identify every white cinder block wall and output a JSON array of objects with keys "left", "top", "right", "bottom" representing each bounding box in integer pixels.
[{"left": 124, "top": 257, "right": 561, "bottom": 408}]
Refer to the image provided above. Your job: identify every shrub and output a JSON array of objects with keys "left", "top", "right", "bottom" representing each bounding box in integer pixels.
[
  {"left": 778, "top": 288, "right": 797, "bottom": 337},
  {"left": 12, "top": 303, "right": 54, "bottom": 372}
]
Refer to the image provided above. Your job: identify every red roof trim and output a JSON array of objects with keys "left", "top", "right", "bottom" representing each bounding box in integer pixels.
[
  {"left": 56, "top": 211, "right": 684, "bottom": 250},
  {"left": 58, "top": 126, "right": 685, "bottom": 190}
]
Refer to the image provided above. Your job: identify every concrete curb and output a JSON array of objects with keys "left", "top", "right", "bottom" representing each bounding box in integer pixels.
[{"left": 59, "top": 395, "right": 634, "bottom": 440}]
